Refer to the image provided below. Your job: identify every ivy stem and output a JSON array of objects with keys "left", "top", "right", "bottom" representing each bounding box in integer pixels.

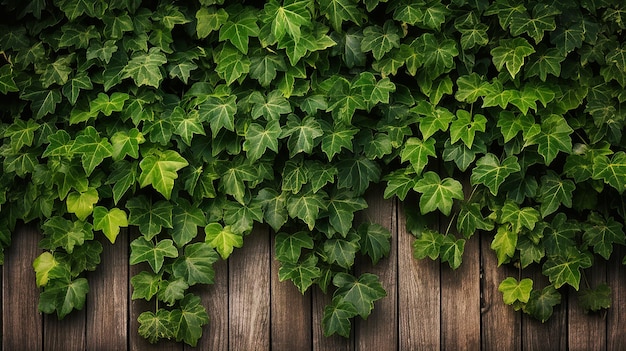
[{"left": 444, "top": 212, "right": 457, "bottom": 236}]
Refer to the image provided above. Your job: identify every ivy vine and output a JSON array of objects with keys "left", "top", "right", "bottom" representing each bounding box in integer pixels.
[{"left": 0, "top": 0, "right": 625, "bottom": 346}]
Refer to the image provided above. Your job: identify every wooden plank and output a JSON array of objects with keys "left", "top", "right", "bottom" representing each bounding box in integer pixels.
[
  {"left": 86, "top": 230, "right": 129, "bottom": 350},
  {"left": 129, "top": 229, "right": 181, "bottom": 351},
  {"left": 607, "top": 244, "right": 626, "bottom": 351},
  {"left": 440, "top": 230, "right": 481, "bottom": 351},
  {"left": 312, "top": 289, "right": 353, "bottom": 351},
  {"left": 189, "top": 255, "right": 229, "bottom": 351},
  {"left": 480, "top": 232, "right": 522, "bottom": 350},
  {"left": 522, "top": 269, "right": 567, "bottom": 351},
  {"left": 354, "top": 187, "right": 398, "bottom": 351},
  {"left": 270, "top": 233, "right": 312, "bottom": 351},
  {"left": 44, "top": 310, "right": 86, "bottom": 351},
  {"left": 228, "top": 225, "right": 271, "bottom": 350},
  {"left": 3, "top": 225, "right": 43, "bottom": 351},
  {"left": 567, "top": 262, "right": 607, "bottom": 351},
  {"left": 397, "top": 202, "right": 440, "bottom": 350}
]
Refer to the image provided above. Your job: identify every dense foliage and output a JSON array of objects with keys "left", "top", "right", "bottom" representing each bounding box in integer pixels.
[{"left": 1, "top": 0, "right": 625, "bottom": 345}]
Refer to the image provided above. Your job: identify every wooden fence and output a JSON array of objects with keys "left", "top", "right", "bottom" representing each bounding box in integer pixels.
[{"left": 1, "top": 187, "right": 625, "bottom": 350}]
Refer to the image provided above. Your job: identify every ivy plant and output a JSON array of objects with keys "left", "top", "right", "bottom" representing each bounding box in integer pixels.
[{"left": 1, "top": 0, "right": 625, "bottom": 346}]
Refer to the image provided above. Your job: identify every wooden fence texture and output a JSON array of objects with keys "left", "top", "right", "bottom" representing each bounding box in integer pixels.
[{"left": 2, "top": 187, "right": 625, "bottom": 350}]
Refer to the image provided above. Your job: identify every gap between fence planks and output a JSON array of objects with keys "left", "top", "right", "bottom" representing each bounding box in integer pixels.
[{"left": 2, "top": 187, "right": 626, "bottom": 350}]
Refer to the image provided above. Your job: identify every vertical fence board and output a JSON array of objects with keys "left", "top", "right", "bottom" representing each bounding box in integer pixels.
[
  {"left": 44, "top": 311, "right": 86, "bottom": 351},
  {"left": 441, "top": 233, "right": 481, "bottom": 351},
  {"left": 607, "top": 245, "right": 626, "bottom": 351},
  {"left": 86, "top": 231, "right": 129, "bottom": 351},
  {"left": 522, "top": 271, "right": 567, "bottom": 351},
  {"left": 312, "top": 290, "right": 353, "bottom": 351},
  {"left": 270, "top": 233, "right": 312, "bottom": 351},
  {"left": 190, "top": 257, "right": 229, "bottom": 351},
  {"left": 129, "top": 229, "right": 182, "bottom": 351},
  {"left": 397, "top": 203, "right": 440, "bottom": 350},
  {"left": 355, "top": 188, "right": 398, "bottom": 351},
  {"left": 567, "top": 262, "right": 607, "bottom": 351},
  {"left": 228, "top": 226, "right": 271, "bottom": 351},
  {"left": 480, "top": 233, "right": 522, "bottom": 350},
  {"left": 3, "top": 225, "right": 42, "bottom": 351}
]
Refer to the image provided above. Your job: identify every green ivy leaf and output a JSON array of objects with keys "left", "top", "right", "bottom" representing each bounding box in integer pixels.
[
  {"left": 171, "top": 107, "right": 205, "bottom": 147},
  {"left": 509, "top": 4, "right": 560, "bottom": 43},
  {"left": 5, "top": 119, "right": 39, "bottom": 152},
  {"left": 126, "top": 196, "right": 173, "bottom": 240},
  {"left": 491, "top": 226, "right": 517, "bottom": 266},
  {"left": 524, "top": 285, "right": 561, "bottom": 322},
  {"left": 449, "top": 110, "right": 486, "bottom": 148},
  {"left": 498, "top": 200, "right": 540, "bottom": 233},
  {"left": 204, "top": 222, "right": 243, "bottom": 260},
  {"left": 196, "top": 7, "right": 228, "bottom": 39},
  {"left": 171, "top": 199, "right": 206, "bottom": 247},
  {"left": 413, "top": 229, "right": 443, "bottom": 261},
  {"left": 439, "top": 234, "right": 465, "bottom": 269},
  {"left": 582, "top": 213, "right": 625, "bottom": 260},
  {"left": 414, "top": 171, "right": 464, "bottom": 216},
  {"left": 496, "top": 111, "right": 535, "bottom": 143},
  {"left": 172, "top": 242, "right": 219, "bottom": 286},
  {"left": 578, "top": 284, "right": 611, "bottom": 313},
  {"left": 498, "top": 277, "right": 533, "bottom": 305},
  {"left": 410, "top": 33, "right": 458, "bottom": 78},
  {"left": 525, "top": 114, "right": 573, "bottom": 165},
  {"left": 40, "top": 217, "right": 93, "bottom": 254},
  {"left": 257, "top": 188, "right": 289, "bottom": 231},
  {"left": 278, "top": 253, "right": 321, "bottom": 294},
  {"left": 110, "top": 128, "right": 145, "bottom": 161},
  {"left": 358, "top": 223, "right": 391, "bottom": 265},
  {"left": 455, "top": 73, "right": 493, "bottom": 104},
  {"left": 170, "top": 294, "right": 210, "bottom": 346},
  {"left": 214, "top": 44, "right": 250, "bottom": 84},
  {"left": 130, "top": 237, "right": 179, "bottom": 273},
  {"left": 38, "top": 277, "right": 89, "bottom": 319},
  {"left": 157, "top": 278, "right": 189, "bottom": 307},
  {"left": 199, "top": 95, "right": 237, "bottom": 137},
  {"left": 122, "top": 47, "right": 167, "bottom": 88},
  {"left": 89, "top": 92, "right": 129, "bottom": 117},
  {"left": 281, "top": 114, "right": 324, "bottom": 157},
  {"left": 33, "top": 252, "right": 59, "bottom": 287},
  {"left": 336, "top": 157, "right": 381, "bottom": 196},
  {"left": 318, "top": 0, "right": 362, "bottom": 32},
  {"left": 93, "top": 206, "right": 128, "bottom": 244},
  {"left": 218, "top": 9, "right": 259, "bottom": 54},
  {"left": 71, "top": 126, "right": 114, "bottom": 176},
  {"left": 0, "top": 64, "right": 19, "bottom": 94},
  {"left": 322, "top": 296, "right": 358, "bottom": 338},
  {"left": 21, "top": 89, "right": 62, "bottom": 119},
  {"left": 137, "top": 310, "right": 174, "bottom": 344},
  {"left": 383, "top": 168, "right": 417, "bottom": 201},
  {"left": 490, "top": 37, "right": 535, "bottom": 78},
  {"left": 361, "top": 21, "right": 400, "bottom": 60},
  {"left": 400, "top": 137, "right": 436, "bottom": 175},
  {"left": 326, "top": 191, "right": 367, "bottom": 236},
  {"left": 320, "top": 121, "right": 358, "bottom": 161},
  {"left": 275, "top": 231, "right": 314, "bottom": 264},
  {"left": 542, "top": 247, "right": 592, "bottom": 290},
  {"left": 524, "top": 48, "right": 564, "bottom": 81},
  {"left": 244, "top": 121, "right": 282, "bottom": 162},
  {"left": 457, "top": 202, "right": 494, "bottom": 238},
  {"left": 286, "top": 189, "right": 327, "bottom": 230},
  {"left": 250, "top": 90, "right": 292, "bottom": 120},
  {"left": 332, "top": 272, "right": 386, "bottom": 319},
  {"left": 139, "top": 149, "right": 189, "bottom": 200},
  {"left": 131, "top": 271, "right": 161, "bottom": 301},
  {"left": 264, "top": 0, "right": 311, "bottom": 41},
  {"left": 537, "top": 171, "right": 575, "bottom": 218},
  {"left": 471, "top": 154, "right": 521, "bottom": 195},
  {"left": 323, "top": 236, "right": 360, "bottom": 269},
  {"left": 592, "top": 151, "right": 626, "bottom": 193}
]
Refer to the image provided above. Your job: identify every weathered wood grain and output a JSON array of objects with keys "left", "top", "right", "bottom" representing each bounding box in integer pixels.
[
  {"left": 44, "top": 310, "right": 86, "bottom": 351},
  {"left": 440, "top": 230, "right": 481, "bottom": 351},
  {"left": 228, "top": 225, "right": 271, "bottom": 351},
  {"left": 607, "top": 244, "right": 625, "bottom": 351},
  {"left": 567, "top": 261, "right": 607, "bottom": 351},
  {"left": 190, "top": 254, "right": 229, "bottom": 351},
  {"left": 270, "top": 233, "right": 312, "bottom": 351},
  {"left": 397, "top": 202, "right": 440, "bottom": 351},
  {"left": 3, "top": 225, "right": 43, "bottom": 351},
  {"left": 522, "top": 271, "right": 567, "bottom": 351},
  {"left": 480, "top": 232, "right": 522, "bottom": 351},
  {"left": 354, "top": 188, "right": 398, "bottom": 351},
  {"left": 86, "top": 230, "right": 129, "bottom": 351}
]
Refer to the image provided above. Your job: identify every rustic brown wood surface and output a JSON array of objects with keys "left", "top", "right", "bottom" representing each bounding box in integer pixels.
[{"left": 2, "top": 192, "right": 626, "bottom": 350}]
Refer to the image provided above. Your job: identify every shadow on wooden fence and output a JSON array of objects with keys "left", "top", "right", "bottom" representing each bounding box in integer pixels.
[{"left": 2, "top": 186, "right": 625, "bottom": 350}]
